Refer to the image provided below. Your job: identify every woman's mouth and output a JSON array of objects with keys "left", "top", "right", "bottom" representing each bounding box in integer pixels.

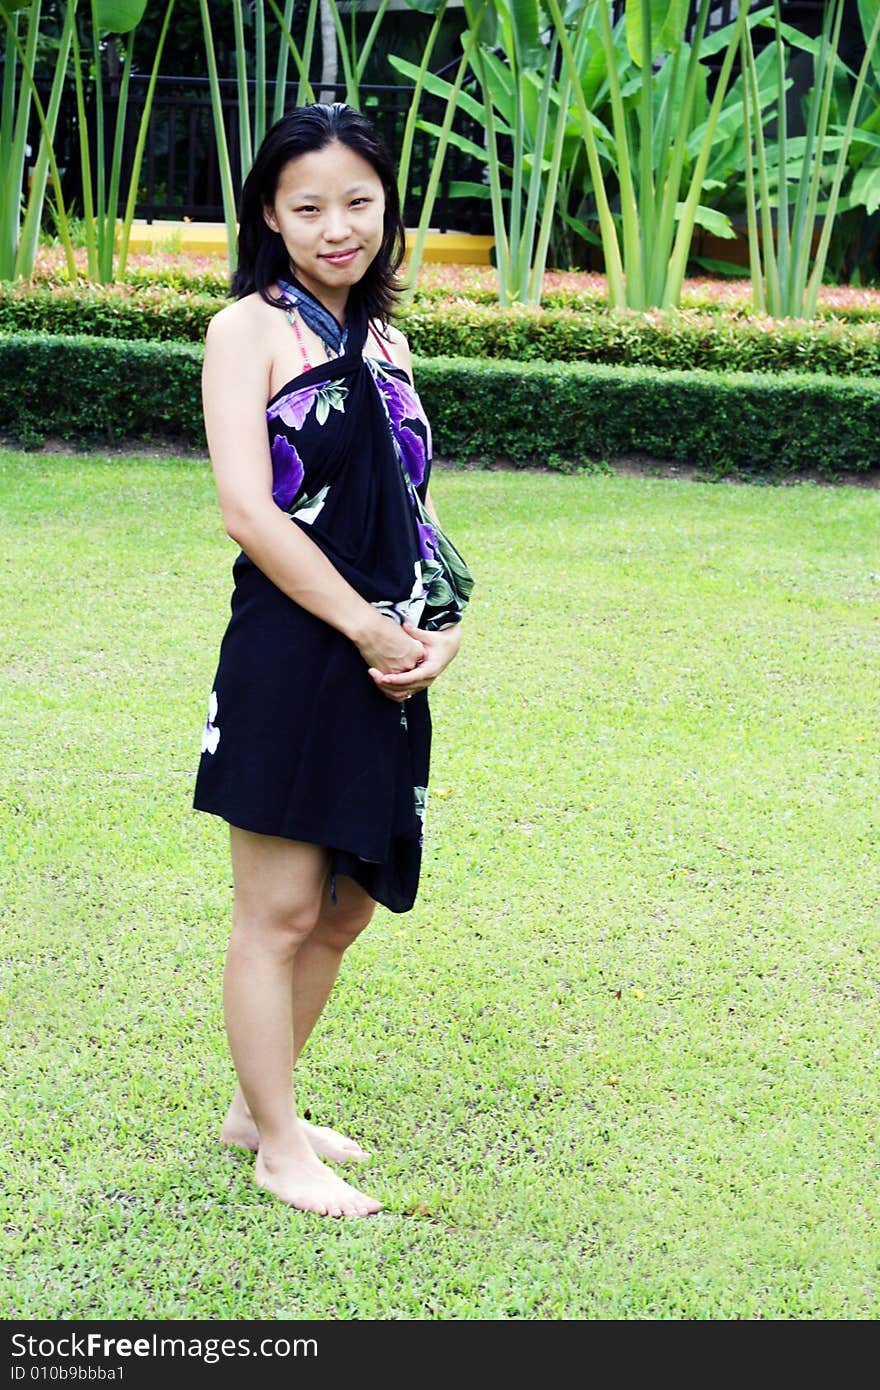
[{"left": 320, "top": 249, "right": 359, "bottom": 265}]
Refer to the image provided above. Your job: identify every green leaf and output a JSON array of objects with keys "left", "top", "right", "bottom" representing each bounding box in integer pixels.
[
  {"left": 858, "top": 0, "right": 880, "bottom": 80},
  {"left": 415, "top": 119, "right": 492, "bottom": 163},
  {"left": 678, "top": 202, "right": 737, "bottom": 238},
  {"left": 689, "top": 255, "right": 751, "bottom": 277},
  {"left": 0, "top": 1, "right": 33, "bottom": 13},
  {"left": 850, "top": 162, "right": 880, "bottom": 214},
  {"left": 447, "top": 180, "right": 501, "bottom": 200},
  {"left": 387, "top": 54, "right": 488, "bottom": 127},
  {"left": 626, "top": 0, "right": 689, "bottom": 65},
  {"left": 507, "top": 0, "right": 544, "bottom": 67},
  {"left": 558, "top": 208, "right": 603, "bottom": 247},
  {"left": 462, "top": 0, "right": 499, "bottom": 48},
  {"left": 95, "top": 1, "right": 149, "bottom": 31}
]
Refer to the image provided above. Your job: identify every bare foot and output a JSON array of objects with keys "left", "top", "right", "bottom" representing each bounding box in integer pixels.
[
  {"left": 255, "top": 1141, "right": 382, "bottom": 1218},
  {"left": 221, "top": 1100, "right": 369, "bottom": 1164}
]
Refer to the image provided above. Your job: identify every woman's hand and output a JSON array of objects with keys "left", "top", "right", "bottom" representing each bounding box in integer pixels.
[
  {"left": 368, "top": 621, "right": 461, "bottom": 703},
  {"left": 355, "top": 614, "right": 426, "bottom": 675}
]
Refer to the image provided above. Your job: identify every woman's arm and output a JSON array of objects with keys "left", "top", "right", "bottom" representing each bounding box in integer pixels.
[{"left": 202, "top": 307, "right": 425, "bottom": 675}]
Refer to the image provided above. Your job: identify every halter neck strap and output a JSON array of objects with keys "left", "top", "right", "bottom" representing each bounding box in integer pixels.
[{"left": 277, "top": 275, "right": 367, "bottom": 359}]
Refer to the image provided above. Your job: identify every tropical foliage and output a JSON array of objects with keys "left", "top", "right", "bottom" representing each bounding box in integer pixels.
[
  {"left": 741, "top": 0, "right": 880, "bottom": 318},
  {"left": 1, "top": 1, "right": 880, "bottom": 311}
]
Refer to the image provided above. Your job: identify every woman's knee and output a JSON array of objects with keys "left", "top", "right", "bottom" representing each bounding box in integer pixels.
[
  {"left": 313, "top": 900, "right": 375, "bottom": 952},
  {"left": 230, "top": 893, "right": 322, "bottom": 957}
]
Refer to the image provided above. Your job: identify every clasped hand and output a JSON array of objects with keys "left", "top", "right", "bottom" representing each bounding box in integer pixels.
[{"left": 364, "top": 620, "right": 460, "bottom": 704}]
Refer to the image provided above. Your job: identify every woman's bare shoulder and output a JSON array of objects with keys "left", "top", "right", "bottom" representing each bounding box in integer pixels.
[
  {"left": 380, "top": 320, "right": 409, "bottom": 350},
  {"left": 372, "top": 319, "right": 413, "bottom": 378},
  {"left": 205, "top": 291, "right": 276, "bottom": 348}
]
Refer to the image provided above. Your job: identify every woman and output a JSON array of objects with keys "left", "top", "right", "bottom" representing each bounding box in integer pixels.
[{"left": 193, "top": 103, "right": 472, "bottom": 1219}]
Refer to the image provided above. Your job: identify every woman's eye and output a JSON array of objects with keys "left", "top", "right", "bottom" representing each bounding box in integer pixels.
[
  {"left": 351, "top": 198, "right": 369, "bottom": 207},
  {"left": 296, "top": 205, "right": 318, "bottom": 214}
]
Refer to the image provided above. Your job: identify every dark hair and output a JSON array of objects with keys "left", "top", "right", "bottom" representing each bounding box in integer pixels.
[{"left": 231, "top": 103, "right": 405, "bottom": 325}]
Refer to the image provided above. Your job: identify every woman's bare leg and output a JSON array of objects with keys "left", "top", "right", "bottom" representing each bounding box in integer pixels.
[
  {"left": 222, "top": 872, "right": 375, "bottom": 1161},
  {"left": 223, "top": 827, "right": 381, "bottom": 1216}
]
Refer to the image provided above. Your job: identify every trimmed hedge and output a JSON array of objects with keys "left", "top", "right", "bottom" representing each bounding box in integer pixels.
[
  {"left": 399, "top": 302, "right": 880, "bottom": 376},
  {"left": 2, "top": 330, "right": 878, "bottom": 478},
  {"left": 2, "top": 282, "right": 880, "bottom": 377}
]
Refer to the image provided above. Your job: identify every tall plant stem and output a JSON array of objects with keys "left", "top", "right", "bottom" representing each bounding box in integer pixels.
[
  {"left": 508, "top": 52, "right": 525, "bottom": 296},
  {"left": 648, "top": 0, "right": 710, "bottom": 303},
  {"left": 356, "top": 0, "right": 392, "bottom": 85},
  {"left": 787, "top": 2, "right": 832, "bottom": 309},
  {"left": 397, "top": 1, "right": 448, "bottom": 207},
  {"left": 663, "top": 0, "right": 752, "bottom": 308},
  {"left": 472, "top": 40, "right": 511, "bottom": 304},
  {"left": 272, "top": 0, "right": 296, "bottom": 123},
  {"left": 299, "top": 0, "right": 319, "bottom": 105},
  {"left": 739, "top": 29, "right": 765, "bottom": 312},
  {"left": 404, "top": 14, "right": 486, "bottom": 300},
  {"left": 16, "top": 3, "right": 77, "bottom": 280},
  {"left": 232, "top": 0, "right": 253, "bottom": 174},
  {"left": 117, "top": 0, "right": 175, "bottom": 278},
  {"left": 0, "top": 4, "right": 77, "bottom": 280},
  {"left": 255, "top": 0, "right": 266, "bottom": 153},
  {"left": 517, "top": 38, "right": 557, "bottom": 304},
  {"left": 637, "top": 0, "right": 655, "bottom": 294},
  {"left": 804, "top": 1, "right": 880, "bottom": 316},
  {"left": 200, "top": 0, "right": 239, "bottom": 265},
  {"left": 528, "top": 60, "right": 573, "bottom": 305},
  {"left": 266, "top": 0, "right": 316, "bottom": 104},
  {"left": 772, "top": 0, "right": 790, "bottom": 308},
  {"left": 743, "top": 22, "right": 781, "bottom": 314},
  {"left": 546, "top": 0, "right": 625, "bottom": 305},
  {"left": 792, "top": 0, "right": 843, "bottom": 314},
  {"left": 596, "top": 0, "right": 643, "bottom": 305},
  {"left": 90, "top": 1, "right": 108, "bottom": 276},
  {"left": 1, "top": 1, "right": 41, "bottom": 281},
  {"left": 101, "top": 24, "right": 135, "bottom": 282},
  {"left": 71, "top": 17, "right": 98, "bottom": 278},
  {"left": 646, "top": 35, "right": 683, "bottom": 304}
]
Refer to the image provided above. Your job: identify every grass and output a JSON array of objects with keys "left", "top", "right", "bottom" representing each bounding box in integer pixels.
[{"left": 1, "top": 450, "right": 877, "bottom": 1319}]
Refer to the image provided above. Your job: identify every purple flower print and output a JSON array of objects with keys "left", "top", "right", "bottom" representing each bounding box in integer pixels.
[
  {"left": 271, "top": 433, "right": 305, "bottom": 510},
  {"left": 377, "top": 374, "right": 431, "bottom": 487},
  {"left": 417, "top": 517, "right": 439, "bottom": 562},
  {"left": 267, "top": 383, "right": 319, "bottom": 431}
]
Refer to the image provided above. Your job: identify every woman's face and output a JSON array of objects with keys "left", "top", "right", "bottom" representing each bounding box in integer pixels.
[{"left": 263, "top": 140, "right": 387, "bottom": 309}]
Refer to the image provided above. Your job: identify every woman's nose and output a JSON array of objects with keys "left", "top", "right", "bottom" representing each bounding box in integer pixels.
[{"left": 322, "top": 209, "right": 351, "bottom": 241}]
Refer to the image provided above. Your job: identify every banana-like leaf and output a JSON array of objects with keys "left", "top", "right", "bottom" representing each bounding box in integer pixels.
[
  {"left": 626, "top": 0, "right": 689, "bottom": 65},
  {"left": 850, "top": 162, "right": 880, "bottom": 214},
  {"left": 558, "top": 207, "right": 602, "bottom": 246},
  {"left": 506, "top": 0, "right": 544, "bottom": 67},
  {"left": 462, "top": 0, "right": 498, "bottom": 47},
  {"left": 677, "top": 201, "right": 736, "bottom": 237},
  {"left": 95, "top": 1, "right": 149, "bottom": 32},
  {"left": 0, "top": 1, "right": 32, "bottom": 13},
  {"left": 448, "top": 179, "right": 507, "bottom": 200},
  {"left": 387, "top": 53, "right": 489, "bottom": 128},
  {"left": 691, "top": 255, "right": 750, "bottom": 276},
  {"left": 415, "top": 119, "right": 494, "bottom": 162},
  {"left": 859, "top": 0, "right": 880, "bottom": 79}
]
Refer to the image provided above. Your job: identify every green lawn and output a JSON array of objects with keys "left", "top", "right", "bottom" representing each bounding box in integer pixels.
[{"left": 1, "top": 450, "right": 877, "bottom": 1319}]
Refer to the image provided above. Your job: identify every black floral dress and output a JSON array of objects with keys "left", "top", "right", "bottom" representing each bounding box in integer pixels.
[{"left": 193, "top": 288, "right": 468, "bottom": 912}]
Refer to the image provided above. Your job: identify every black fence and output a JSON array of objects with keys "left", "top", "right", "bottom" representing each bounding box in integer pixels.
[
  {"left": 43, "top": 76, "right": 495, "bottom": 233},
  {"left": 142, "top": 78, "right": 492, "bottom": 231}
]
